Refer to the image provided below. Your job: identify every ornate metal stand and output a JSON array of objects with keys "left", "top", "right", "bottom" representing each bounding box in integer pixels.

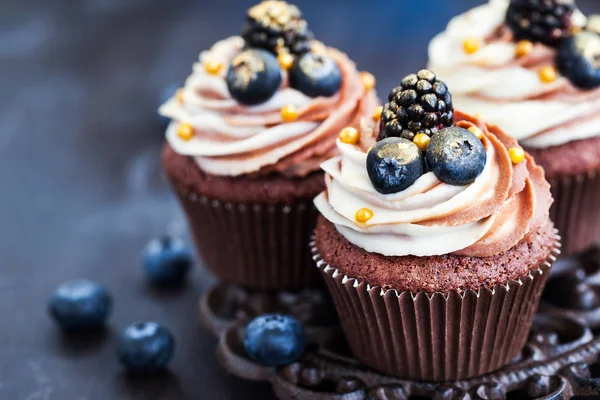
[{"left": 199, "top": 248, "right": 600, "bottom": 400}]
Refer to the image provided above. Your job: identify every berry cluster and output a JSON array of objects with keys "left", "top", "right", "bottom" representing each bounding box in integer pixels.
[
  {"left": 506, "top": 0, "right": 577, "bottom": 46},
  {"left": 368, "top": 70, "right": 486, "bottom": 194},
  {"left": 379, "top": 70, "right": 453, "bottom": 142},
  {"left": 241, "top": 0, "right": 313, "bottom": 56}
]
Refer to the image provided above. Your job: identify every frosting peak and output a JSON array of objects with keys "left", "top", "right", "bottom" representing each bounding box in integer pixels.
[
  {"left": 160, "top": 36, "right": 378, "bottom": 178},
  {"left": 314, "top": 111, "right": 552, "bottom": 257},
  {"left": 428, "top": 0, "right": 598, "bottom": 149}
]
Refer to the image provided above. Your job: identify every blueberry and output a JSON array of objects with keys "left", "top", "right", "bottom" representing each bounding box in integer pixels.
[
  {"left": 556, "top": 31, "right": 600, "bottom": 90},
  {"left": 48, "top": 280, "right": 112, "bottom": 332},
  {"left": 143, "top": 236, "right": 193, "bottom": 285},
  {"left": 290, "top": 52, "right": 342, "bottom": 98},
  {"left": 226, "top": 49, "right": 282, "bottom": 105},
  {"left": 118, "top": 321, "right": 175, "bottom": 373},
  {"left": 243, "top": 314, "right": 305, "bottom": 367},
  {"left": 366, "top": 137, "right": 426, "bottom": 194},
  {"left": 426, "top": 127, "right": 486, "bottom": 186}
]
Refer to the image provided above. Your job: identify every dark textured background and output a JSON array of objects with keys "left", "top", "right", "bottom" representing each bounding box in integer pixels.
[{"left": 0, "top": 0, "right": 597, "bottom": 399}]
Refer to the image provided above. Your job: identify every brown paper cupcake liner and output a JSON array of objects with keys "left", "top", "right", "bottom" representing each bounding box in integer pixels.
[
  {"left": 175, "top": 187, "right": 322, "bottom": 290},
  {"left": 550, "top": 169, "right": 600, "bottom": 256},
  {"left": 310, "top": 232, "right": 561, "bottom": 382}
]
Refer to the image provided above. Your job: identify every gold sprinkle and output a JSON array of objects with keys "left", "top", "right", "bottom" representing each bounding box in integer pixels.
[
  {"left": 463, "top": 37, "right": 480, "bottom": 55},
  {"left": 355, "top": 208, "right": 374, "bottom": 223},
  {"left": 468, "top": 126, "right": 484, "bottom": 140},
  {"left": 281, "top": 104, "right": 299, "bottom": 122},
  {"left": 509, "top": 147, "right": 525, "bottom": 164},
  {"left": 176, "top": 88, "right": 185, "bottom": 104},
  {"left": 360, "top": 72, "right": 376, "bottom": 91},
  {"left": 515, "top": 40, "right": 534, "bottom": 58},
  {"left": 539, "top": 65, "right": 558, "bottom": 83},
  {"left": 277, "top": 52, "right": 294, "bottom": 70},
  {"left": 204, "top": 60, "right": 223, "bottom": 75},
  {"left": 413, "top": 133, "right": 431, "bottom": 151},
  {"left": 177, "top": 123, "right": 194, "bottom": 141},
  {"left": 372, "top": 106, "right": 383, "bottom": 122},
  {"left": 339, "top": 127, "right": 360, "bottom": 144}
]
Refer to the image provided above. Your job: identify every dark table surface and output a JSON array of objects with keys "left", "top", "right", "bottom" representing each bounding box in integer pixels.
[{"left": 1, "top": 0, "right": 598, "bottom": 399}]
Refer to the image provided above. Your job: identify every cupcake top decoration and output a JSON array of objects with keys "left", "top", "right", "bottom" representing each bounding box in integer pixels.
[
  {"left": 428, "top": 0, "right": 600, "bottom": 149},
  {"left": 314, "top": 69, "right": 552, "bottom": 257},
  {"left": 159, "top": 0, "right": 378, "bottom": 178}
]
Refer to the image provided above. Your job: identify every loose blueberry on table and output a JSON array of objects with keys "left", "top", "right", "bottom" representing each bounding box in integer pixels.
[
  {"left": 143, "top": 236, "right": 193, "bottom": 285},
  {"left": 118, "top": 321, "right": 175, "bottom": 374},
  {"left": 243, "top": 314, "right": 306, "bottom": 367},
  {"left": 48, "top": 279, "right": 112, "bottom": 332}
]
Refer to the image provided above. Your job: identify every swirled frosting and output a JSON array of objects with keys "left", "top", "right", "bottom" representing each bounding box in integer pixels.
[
  {"left": 159, "top": 36, "right": 378, "bottom": 177},
  {"left": 428, "top": 0, "right": 596, "bottom": 149},
  {"left": 314, "top": 111, "right": 552, "bottom": 257}
]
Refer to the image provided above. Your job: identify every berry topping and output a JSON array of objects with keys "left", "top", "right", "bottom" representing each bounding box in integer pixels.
[
  {"left": 366, "top": 137, "right": 426, "bottom": 194},
  {"left": 241, "top": 1, "right": 313, "bottom": 56},
  {"left": 226, "top": 49, "right": 282, "bottom": 105},
  {"left": 379, "top": 70, "right": 453, "bottom": 141},
  {"left": 426, "top": 127, "right": 487, "bottom": 186},
  {"left": 289, "top": 52, "right": 342, "bottom": 97},
  {"left": 556, "top": 31, "right": 600, "bottom": 89},
  {"left": 143, "top": 236, "right": 193, "bottom": 286},
  {"left": 118, "top": 321, "right": 175, "bottom": 373},
  {"left": 244, "top": 314, "right": 306, "bottom": 367},
  {"left": 48, "top": 280, "right": 112, "bottom": 332},
  {"left": 505, "top": 0, "right": 577, "bottom": 46}
]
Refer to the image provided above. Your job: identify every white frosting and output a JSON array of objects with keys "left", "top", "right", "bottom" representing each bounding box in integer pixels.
[
  {"left": 428, "top": 0, "right": 596, "bottom": 148},
  {"left": 314, "top": 135, "right": 508, "bottom": 257},
  {"left": 159, "top": 36, "right": 370, "bottom": 177}
]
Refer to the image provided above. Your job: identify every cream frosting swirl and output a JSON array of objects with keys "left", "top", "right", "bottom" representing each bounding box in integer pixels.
[
  {"left": 159, "top": 36, "right": 378, "bottom": 177},
  {"left": 314, "top": 111, "right": 552, "bottom": 257},
  {"left": 428, "top": 0, "right": 596, "bottom": 149}
]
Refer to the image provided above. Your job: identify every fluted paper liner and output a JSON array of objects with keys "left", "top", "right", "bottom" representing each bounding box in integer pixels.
[
  {"left": 310, "top": 232, "right": 560, "bottom": 381},
  {"left": 175, "top": 187, "right": 322, "bottom": 290},
  {"left": 549, "top": 170, "right": 600, "bottom": 256}
]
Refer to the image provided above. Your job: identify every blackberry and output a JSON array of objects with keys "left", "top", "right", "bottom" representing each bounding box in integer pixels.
[
  {"left": 241, "top": 1, "right": 313, "bottom": 56},
  {"left": 505, "top": 0, "right": 577, "bottom": 46},
  {"left": 378, "top": 70, "right": 453, "bottom": 142}
]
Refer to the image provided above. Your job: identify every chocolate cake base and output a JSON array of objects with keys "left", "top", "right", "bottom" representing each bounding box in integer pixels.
[
  {"left": 200, "top": 248, "right": 600, "bottom": 399},
  {"left": 162, "top": 145, "right": 326, "bottom": 290},
  {"left": 527, "top": 136, "right": 600, "bottom": 256}
]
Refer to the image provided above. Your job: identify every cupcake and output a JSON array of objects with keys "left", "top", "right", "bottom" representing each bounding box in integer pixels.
[
  {"left": 159, "top": 1, "right": 378, "bottom": 290},
  {"left": 312, "top": 70, "right": 558, "bottom": 381},
  {"left": 428, "top": 0, "right": 599, "bottom": 255}
]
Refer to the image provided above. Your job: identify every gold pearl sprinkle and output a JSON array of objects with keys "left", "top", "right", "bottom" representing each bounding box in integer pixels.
[
  {"left": 281, "top": 105, "right": 299, "bottom": 122},
  {"left": 515, "top": 40, "right": 534, "bottom": 58},
  {"left": 463, "top": 37, "right": 480, "bottom": 55},
  {"left": 468, "top": 126, "right": 484, "bottom": 140},
  {"left": 355, "top": 208, "right": 374, "bottom": 223},
  {"left": 509, "top": 147, "right": 525, "bottom": 164},
  {"left": 413, "top": 133, "right": 431, "bottom": 151},
  {"left": 177, "top": 123, "right": 194, "bottom": 141},
  {"left": 176, "top": 88, "right": 185, "bottom": 104},
  {"left": 360, "top": 72, "right": 376, "bottom": 91},
  {"left": 339, "top": 127, "right": 360, "bottom": 144},
  {"left": 277, "top": 52, "right": 294, "bottom": 70},
  {"left": 372, "top": 106, "right": 383, "bottom": 122},
  {"left": 204, "top": 60, "right": 223, "bottom": 75},
  {"left": 539, "top": 65, "right": 558, "bottom": 83}
]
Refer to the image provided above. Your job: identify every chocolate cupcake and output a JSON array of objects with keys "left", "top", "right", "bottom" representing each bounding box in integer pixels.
[
  {"left": 312, "top": 70, "right": 559, "bottom": 381},
  {"left": 428, "top": 0, "right": 599, "bottom": 255},
  {"left": 159, "top": 1, "right": 379, "bottom": 290}
]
